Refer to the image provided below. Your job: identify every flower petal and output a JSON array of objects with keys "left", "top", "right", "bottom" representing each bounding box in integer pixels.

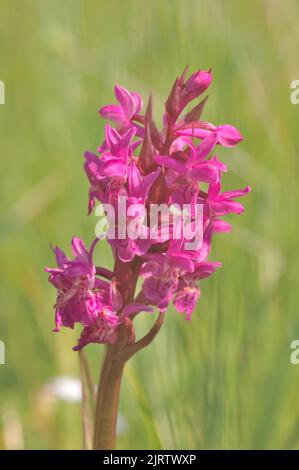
[{"left": 217, "top": 124, "right": 243, "bottom": 147}]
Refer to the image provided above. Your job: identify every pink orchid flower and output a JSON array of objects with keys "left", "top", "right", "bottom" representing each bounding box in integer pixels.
[
  {"left": 203, "top": 182, "right": 251, "bottom": 217},
  {"left": 47, "top": 67, "right": 250, "bottom": 353},
  {"left": 156, "top": 133, "right": 221, "bottom": 187},
  {"left": 99, "top": 85, "right": 143, "bottom": 134},
  {"left": 45, "top": 237, "right": 99, "bottom": 330}
]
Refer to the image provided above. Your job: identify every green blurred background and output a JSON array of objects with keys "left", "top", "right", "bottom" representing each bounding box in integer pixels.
[{"left": 1, "top": 0, "right": 299, "bottom": 449}]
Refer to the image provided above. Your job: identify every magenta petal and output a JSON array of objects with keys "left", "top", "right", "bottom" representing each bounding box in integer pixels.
[
  {"left": 53, "top": 246, "right": 68, "bottom": 268},
  {"left": 142, "top": 279, "right": 159, "bottom": 302},
  {"left": 213, "top": 200, "right": 245, "bottom": 215},
  {"left": 128, "top": 162, "right": 142, "bottom": 198},
  {"left": 209, "top": 156, "right": 227, "bottom": 173},
  {"left": 140, "top": 258, "right": 164, "bottom": 278},
  {"left": 54, "top": 308, "right": 63, "bottom": 332},
  {"left": 170, "top": 136, "right": 196, "bottom": 158},
  {"left": 155, "top": 155, "right": 187, "bottom": 175},
  {"left": 193, "top": 261, "right": 222, "bottom": 279},
  {"left": 213, "top": 219, "right": 232, "bottom": 233},
  {"left": 122, "top": 303, "right": 153, "bottom": 317},
  {"left": 189, "top": 163, "right": 219, "bottom": 183},
  {"left": 103, "top": 161, "right": 127, "bottom": 177},
  {"left": 105, "top": 124, "right": 121, "bottom": 148},
  {"left": 217, "top": 125, "right": 243, "bottom": 147},
  {"left": 173, "top": 287, "right": 200, "bottom": 319},
  {"left": 99, "top": 105, "right": 126, "bottom": 127},
  {"left": 168, "top": 255, "right": 194, "bottom": 273},
  {"left": 94, "top": 278, "right": 110, "bottom": 290},
  {"left": 176, "top": 128, "right": 211, "bottom": 139},
  {"left": 208, "top": 181, "right": 221, "bottom": 199},
  {"left": 71, "top": 237, "right": 87, "bottom": 257},
  {"left": 185, "top": 69, "right": 212, "bottom": 96},
  {"left": 220, "top": 186, "right": 251, "bottom": 199},
  {"left": 131, "top": 92, "right": 143, "bottom": 114},
  {"left": 84, "top": 151, "right": 104, "bottom": 184},
  {"left": 115, "top": 85, "right": 136, "bottom": 119},
  {"left": 195, "top": 132, "right": 217, "bottom": 161},
  {"left": 116, "top": 126, "right": 136, "bottom": 151}
]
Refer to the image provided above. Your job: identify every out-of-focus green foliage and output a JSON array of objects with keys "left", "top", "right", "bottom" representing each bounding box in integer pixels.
[{"left": 0, "top": 0, "right": 299, "bottom": 449}]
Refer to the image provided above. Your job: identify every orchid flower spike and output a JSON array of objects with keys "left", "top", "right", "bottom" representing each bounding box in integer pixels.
[{"left": 46, "top": 67, "right": 250, "bottom": 350}]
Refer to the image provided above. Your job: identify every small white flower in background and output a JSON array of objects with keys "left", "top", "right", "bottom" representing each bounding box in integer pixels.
[
  {"left": 45, "top": 376, "right": 82, "bottom": 402},
  {"left": 41, "top": 375, "right": 127, "bottom": 434}
]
